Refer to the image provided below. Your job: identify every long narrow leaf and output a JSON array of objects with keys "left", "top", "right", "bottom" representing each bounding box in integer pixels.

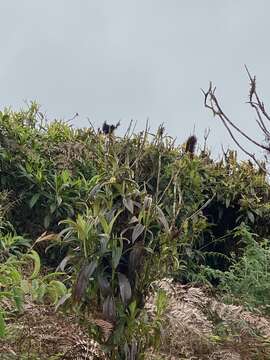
[
  {"left": 118, "top": 273, "right": 132, "bottom": 306},
  {"left": 128, "top": 243, "right": 144, "bottom": 276},
  {"left": 0, "top": 311, "right": 5, "bottom": 338},
  {"left": 132, "top": 223, "right": 145, "bottom": 243},
  {"left": 98, "top": 274, "right": 112, "bottom": 297},
  {"left": 26, "top": 250, "right": 41, "bottom": 279},
  {"left": 123, "top": 197, "right": 134, "bottom": 214},
  {"left": 73, "top": 260, "right": 97, "bottom": 302},
  {"left": 112, "top": 238, "right": 123, "bottom": 270},
  {"left": 156, "top": 206, "right": 169, "bottom": 232},
  {"left": 102, "top": 295, "right": 116, "bottom": 322}
]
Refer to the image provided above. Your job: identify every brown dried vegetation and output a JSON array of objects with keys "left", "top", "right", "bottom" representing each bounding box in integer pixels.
[{"left": 146, "top": 279, "right": 270, "bottom": 360}]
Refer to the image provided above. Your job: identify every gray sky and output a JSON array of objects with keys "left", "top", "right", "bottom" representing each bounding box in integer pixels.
[{"left": 1, "top": 1, "right": 269, "bottom": 158}]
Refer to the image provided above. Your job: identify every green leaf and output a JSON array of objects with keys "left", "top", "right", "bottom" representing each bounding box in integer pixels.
[
  {"left": 55, "top": 292, "right": 72, "bottom": 311},
  {"left": 247, "top": 211, "right": 255, "bottom": 223},
  {"left": 132, "top": 223, "right": 145, "bottom": 243},
  {"left": 21, "top": 279, "right": 31, "bottom": 293},
  {"left": 50, "top": 203, "right": 57, "bottom": 214},
  {"left": 44, "top": 215, "right": 51, "bottom": 229},
  {"left": 99, "top": 234, "right": 109, "bottom": 255},
  {"left": 99, "top": 216, "right": 109, "bottom": 234},
  {"left": 29, "top": 193, "right": 40, "bottom": 208},
  {"left": 56, "top": 195, "right": 62, "bottom": 206},
  {"left": 118, "top": 273, "right": 132, "bottom": 306},
  {"left": 26, "top": 250, "right": 41, "bottom": 279},
  {"left": 73, "top": 261, "right": 97, "bottom": 302},
  {"left": 102, "top": 295, "right": 116, "bottom": 322},
  {"left": 35, "top": 283, "right": 47, "bottom": 302},
  {"left": 108, "top": 209, "right": 123, "bottom": 235},
  {"left": 112, "top": 241, "right": 123, "bottom": 270},
  {"left": 9, "top": 268, "right": 22, "bottom": 284},
  {"left": 0, "top": 311, "right": 6, "bottom": 338},
  {"left": 128, "top": 301, "right": 137, "bottom": 319},
  {"left": 156, "top": 206, "right": 169, "bottom": 232},
  {"left": 47, "top": 280, "right": 67, "bottom": 304},
  {"left": 128, "top": 245, "right": 144, "bottom": 274},
  {"left": 155, "top": 289, "right": 167, "bottom": 317},
  {"left": 123, "top": 197, "right": 134, "bottom": 214},
  {"left": 88, "top": 174, "right": 102, "bottom": 187},
  {"left": 49, "top": 280, "right": 67, "bottom": 295},
  {"left": 12, "top": 287, "right": 24, "bottom": 312},
  {"left": 56, "top": 255, "right": 74, "bottom": 272},
  {"left": 98, "top": 274, "right": 112, "bottom": 297}
]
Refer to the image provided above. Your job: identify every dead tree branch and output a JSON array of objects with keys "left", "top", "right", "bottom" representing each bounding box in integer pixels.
[{"left": 202, "top": 67, "right": 270, "bottom": 173}]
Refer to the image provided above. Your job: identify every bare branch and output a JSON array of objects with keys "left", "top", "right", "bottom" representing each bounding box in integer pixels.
[
  {"left": 202, "top": 67, "right": 270, "bottom": 174},
  {"left": 245, "top": 65, "right": 270, "bottom": 123}
]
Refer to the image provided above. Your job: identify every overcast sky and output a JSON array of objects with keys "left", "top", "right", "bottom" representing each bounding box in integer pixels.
[{"left": 1, "top": 1, "right": 269, "bottom": 158}]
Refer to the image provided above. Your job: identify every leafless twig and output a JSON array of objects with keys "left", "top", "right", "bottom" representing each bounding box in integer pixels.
[{"left": 202, "top": 67, "right": 270, "bottom": 173}]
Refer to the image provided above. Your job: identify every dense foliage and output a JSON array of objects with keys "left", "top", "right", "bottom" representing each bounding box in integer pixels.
[{"left": 1, "top": 103, "right": 270, "bottom": 358}]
